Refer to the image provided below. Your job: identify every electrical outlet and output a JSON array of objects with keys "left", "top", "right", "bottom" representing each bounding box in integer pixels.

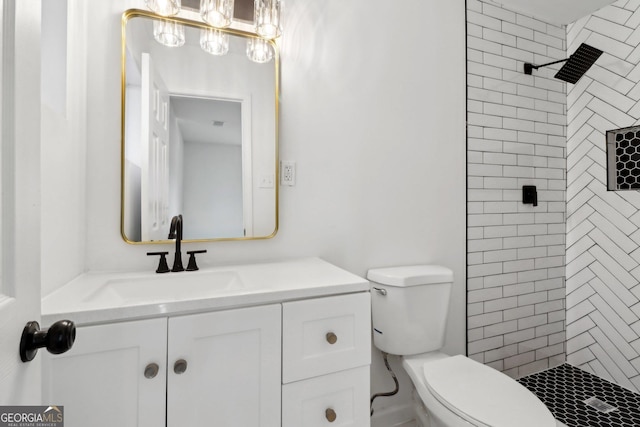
[{"left": 281, "top": 161, "right": 296, "bottom": 186}]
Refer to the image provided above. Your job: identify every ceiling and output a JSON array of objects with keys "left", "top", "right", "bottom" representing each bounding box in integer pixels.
[{"left": 491, "top": 0, "right": 618, "bottom": 25}]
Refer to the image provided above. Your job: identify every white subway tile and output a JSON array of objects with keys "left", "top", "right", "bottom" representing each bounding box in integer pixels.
[
  {"left": 484, "top": 225, "right": 518, "bottom": 238},
  {"left": 503, "top": 236, "right": 535, "bottom": 249},
  {"left": 503, "top": 118, "right": 535, "bottom": 132},
  {"left": 484, "top": 128, "right": 518, "bottom": 141},
  {"left": 484, "top": 177, "right": 518, "bottom": 189},
  {"left": 484, "top": 343, "right": 519, "bottom": 363},
  {"left": 504, "top": 350, "right": 536, "bottom": 375},
  {"left": 483, "top": 273, "right": 519, "bottom": 288},
  {"left": 482, "top": 3, "right": 516, "bottom": 23},
  {"left": 519, "top": 314, "right": 549, "bottom": 330},
  {"left": 469, "top": 138, "right": 503, "bottom": 152},
  {"left": 504, "top": 259, "right": 535, "bottom": 273},
  {"left": 468, "top": 36, "right": 502, "bottom": 55},
  {"left": 469, "top": 262, "right": 503, "bottom": 278},
  {"left": 484, "top": 249, "right": 519, "bottom": 263},
  {"left": 502, "top": 21, "right": 533, "bottom": 40},
  {"left": 469, "top": 287, "right": 503, "bottom": 303},
  {"left": 483, "top": 152, "right": 518, "bottom": 165},
  {"left": 467, "top": 239, "right": 502, "bottom": 252},
  {"left": 468, "top": 335, "right": 505, "bottom": 354},
  {"left": 504, "top": 282, "right": 535, "bottom": 297},
  {"left": 518, "top": 291, "right": 549, "bottom": 306},
  {"left": 469, "top": 311, "right": 504, "bottom": 329},
  {"left": 485, "top": 319, "right": 519, "bottom": 337},
  {"left": 467, "top": 10, "right": 502, "bottom": 30},
  {"left": 485, "top": 201, "right": 519, "bottom": 213}
]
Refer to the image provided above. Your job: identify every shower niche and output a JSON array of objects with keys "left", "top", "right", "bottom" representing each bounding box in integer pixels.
[{"left": 607, "top": 125, "right": 640, "bottom": 190}]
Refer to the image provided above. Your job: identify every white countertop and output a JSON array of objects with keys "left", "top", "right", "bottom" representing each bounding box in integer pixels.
[{"left": 42, "top": 257, "right": 369, "bottom": 326}]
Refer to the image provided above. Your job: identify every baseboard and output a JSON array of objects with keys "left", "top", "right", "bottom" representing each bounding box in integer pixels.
[{"left": 370, "top": 403, "right": 415, "bottom": 427}]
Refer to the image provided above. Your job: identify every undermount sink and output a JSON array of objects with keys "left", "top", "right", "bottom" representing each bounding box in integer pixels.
[{"left": 83, "top": 270, "right": 247, "bottom": 304}]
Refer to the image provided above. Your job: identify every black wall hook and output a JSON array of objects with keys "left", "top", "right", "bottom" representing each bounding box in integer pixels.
[{"left": 20, "top": 320, "right": 76, "bottom": 362}]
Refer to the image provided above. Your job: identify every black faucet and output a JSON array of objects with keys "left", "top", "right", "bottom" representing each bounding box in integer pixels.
[{"left": 168, "top": 215, "right": 184, "bottom": 272}]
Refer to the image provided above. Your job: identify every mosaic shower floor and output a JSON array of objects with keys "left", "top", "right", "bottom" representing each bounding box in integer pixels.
[{"left": 517, "top": 364, "right": 640, "bottom": 427}]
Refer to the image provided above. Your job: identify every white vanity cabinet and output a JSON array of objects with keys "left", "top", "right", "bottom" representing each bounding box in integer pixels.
[
  {"left": 282, "top": 293, "right": 371, "bottom": 427},
  {"left": 43, "top": 304, "right": 282, "bottom": 427},
  {"left": 41, "top": 258, "right": 372, "bottom": 427}
]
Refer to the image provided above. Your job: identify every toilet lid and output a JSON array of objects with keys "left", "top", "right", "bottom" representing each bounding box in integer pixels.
[{"left": 422, "top": 355, "right": 556, "bottom": 427}]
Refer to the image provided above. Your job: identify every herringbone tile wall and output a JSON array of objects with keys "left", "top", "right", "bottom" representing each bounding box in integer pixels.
[
  {"left": 466, "top": 0, "right": 567, "bottom": 377},
  {"left": 566, "top": 0, "right": 640, "bottom": 393}
]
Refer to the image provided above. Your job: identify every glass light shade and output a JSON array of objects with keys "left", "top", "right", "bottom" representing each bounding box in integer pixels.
[
  {"left": 254, "top": 0, "right": 282, "bottom": 39},
  {"left": 246, "top": 38, "right": 273, "bottom": 63},
  {"left": 145, "top": 0, "right": 181, "bottom": 16},
  {"left": 153, "top": 20, "right": 186, "bottom": 47},
  {"left": 200, "top": 0, "right": 235, "bottom": 28},
  {"left": 200, "top": 29, "right": 229, "bottom": 55}
]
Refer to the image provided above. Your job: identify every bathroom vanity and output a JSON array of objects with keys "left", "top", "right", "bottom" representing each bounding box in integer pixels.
[{"left": 41, "top": 258, "right": 371, "bottom": 427}]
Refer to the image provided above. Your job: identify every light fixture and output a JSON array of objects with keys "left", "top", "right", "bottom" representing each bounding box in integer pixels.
[
  {"left": 153, "top": 19, "right": 186, "bottom": 47},
  {"left": 246, "top": 38, "right": 273, "bottom": 63},
  {"left": 200, "top": 28, "right": 229, "bottom": 55},
  {"left": 254, "top": 0, "right": 282, "bottom": 39},
  {"left": 200, "top": 0, "right": 235, "bottom": 28},
  {"left": 145, "top": 0, "right": 181, "bottom": 16}
]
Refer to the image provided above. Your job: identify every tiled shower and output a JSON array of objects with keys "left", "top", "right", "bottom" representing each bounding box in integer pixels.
[
  {"left": 467, "top": 0, "right": 640, "bottom": 394},
  {"left": 466, "top": 0, "right": 568, "bottom": 378}
]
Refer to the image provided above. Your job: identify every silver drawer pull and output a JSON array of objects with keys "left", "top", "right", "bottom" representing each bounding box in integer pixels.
[
  {"left": 373, "top": 287, "right": 387, "bottom": 296},
  {"left": 144, "top": 363, "right": 159, "bottom": 379},
  {"left": 174, "top": 359, "right": 188, "bottom": 374},
  {"left": 326, "top": 332, "right": 337, "bottom": 345},
  {"left": 325, "top": 408, "right": 337, "bottom": 422}
]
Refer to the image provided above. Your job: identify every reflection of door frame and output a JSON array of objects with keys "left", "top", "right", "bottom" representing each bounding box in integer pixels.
[{"left": 171, "top": 91, "right": 253, "bottom": 237}]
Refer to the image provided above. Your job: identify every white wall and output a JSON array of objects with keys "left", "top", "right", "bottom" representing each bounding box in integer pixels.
[
  {"left": 47, "top": 0, "right": 466, "bottom": 417},
  {"left": 566, "top": 1, "right": 640, "bottom": 392},
  {"left": 41, "top": 0, "right": 87, "bottom": 296}
]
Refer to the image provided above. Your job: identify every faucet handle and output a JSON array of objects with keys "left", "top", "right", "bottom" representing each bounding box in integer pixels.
[
  {"left": 147, "top": 251, "right": 170, "bottom": 274},
  {"left": 186, "top": 250, "right": 207, "bottom": 271}
]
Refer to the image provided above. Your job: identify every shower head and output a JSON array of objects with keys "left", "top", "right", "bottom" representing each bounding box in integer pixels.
[
  {"left": 523, "top": 43, "right": 603, "bottom": 84},
  {"left": 555, "top": 43, "right": 603, "bottom": 83}
]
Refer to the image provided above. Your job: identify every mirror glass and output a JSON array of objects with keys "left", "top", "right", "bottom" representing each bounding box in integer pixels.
[{"left": 122, "top": 11, "right": 278, "bottom": 243}]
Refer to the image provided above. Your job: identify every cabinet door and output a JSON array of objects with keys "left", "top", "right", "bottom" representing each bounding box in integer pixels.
[
  {"left": 42, "top": 318, "right": 167, "bottom": 427},
  {"left": 167, "top": 304, "right": 281, "bottom": 427}
]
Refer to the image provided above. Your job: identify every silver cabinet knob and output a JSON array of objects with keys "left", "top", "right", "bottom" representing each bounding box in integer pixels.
[
  {"left": 325, "top": 408, "right": 337, "bottom": 422},
  {"left": 144, "top": 363, "right": 159, "bottom": 379},
  {"left": 326, "top": 332, "right": 337, "bottom": 345},
  {"left": 174, "top": 359, "right": 188, "bottom": 374}
]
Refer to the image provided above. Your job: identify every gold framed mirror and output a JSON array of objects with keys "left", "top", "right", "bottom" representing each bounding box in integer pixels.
[{"left": 121, "top": 9, "right": 279, "bottom": 244}]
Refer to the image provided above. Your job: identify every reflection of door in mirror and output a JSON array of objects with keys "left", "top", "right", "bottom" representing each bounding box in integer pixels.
[{"left": 141, "top": 53, "right": 170, "bottom": 241}]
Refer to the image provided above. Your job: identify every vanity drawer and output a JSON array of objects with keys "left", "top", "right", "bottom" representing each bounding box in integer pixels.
[
  {"left": 282, "top": 292, "right": 370, "bottom": 383},
  {"left": 282, "top": 366, "right": 370, "bottom": 427}
]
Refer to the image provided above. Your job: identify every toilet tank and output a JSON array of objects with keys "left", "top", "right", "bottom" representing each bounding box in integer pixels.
[{"left": 367, "top": 265, "right": 453, "bottom": 356}]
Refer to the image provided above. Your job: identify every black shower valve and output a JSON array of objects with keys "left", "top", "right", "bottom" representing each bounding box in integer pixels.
[{"left": 522, "top": 185, "right": 538, "bottom": 207}]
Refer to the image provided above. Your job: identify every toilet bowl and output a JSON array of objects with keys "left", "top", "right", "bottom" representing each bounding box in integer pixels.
[
  {"left": 403, "top": 352, "right": 557, "bottom": 427},
  {"left": 368, "top": 265, "right": 560, "bottom": 427}
]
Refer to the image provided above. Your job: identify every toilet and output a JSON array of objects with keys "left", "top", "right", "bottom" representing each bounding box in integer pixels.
[{"left": 368, "top": 265, "right": 559, "bottom": 427}]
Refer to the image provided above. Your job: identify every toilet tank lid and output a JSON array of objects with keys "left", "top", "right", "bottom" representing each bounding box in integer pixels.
[{"left": 367, "top": 265, "right": 453, "bottom": 287}]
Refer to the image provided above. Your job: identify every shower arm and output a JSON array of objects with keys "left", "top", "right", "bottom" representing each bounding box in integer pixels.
[{"left": 524, "top": 58, "right": 568, "bottom": 75}]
